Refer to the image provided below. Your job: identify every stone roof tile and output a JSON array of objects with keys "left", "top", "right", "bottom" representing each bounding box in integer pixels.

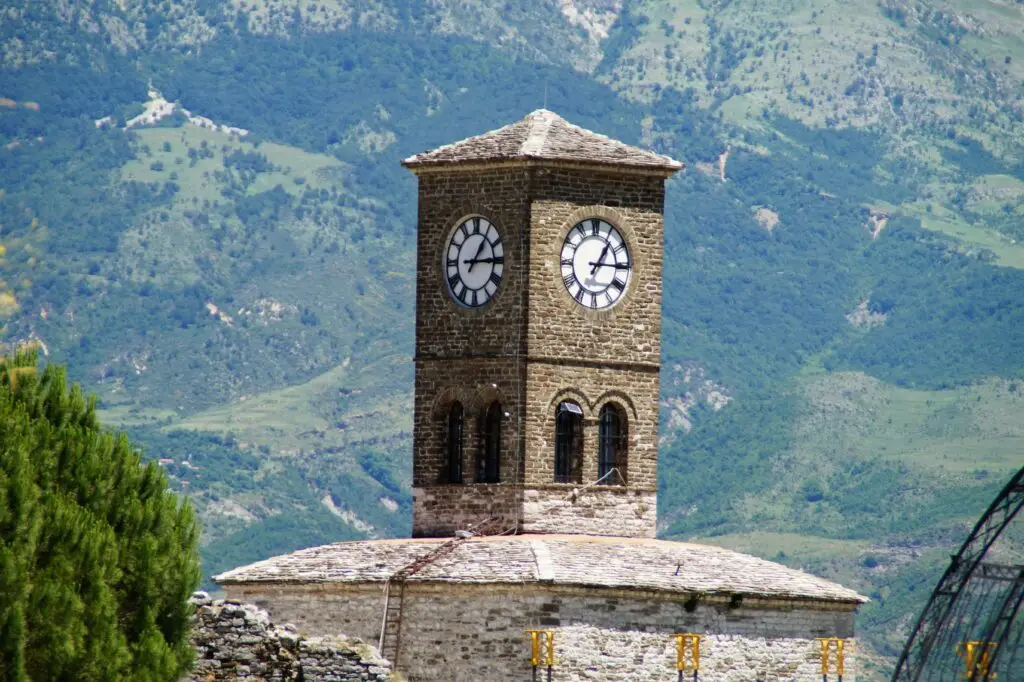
[
  {"left": 402, "top": 110, "right": 683, "bottom": 173},
  {"left": 215, "top": 535, "right": 866, "bottom": 604}
]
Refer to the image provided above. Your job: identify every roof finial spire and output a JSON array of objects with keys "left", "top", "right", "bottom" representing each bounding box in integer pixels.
[{"left": 543, "top": 80, "right": 548, "bottom": 110}]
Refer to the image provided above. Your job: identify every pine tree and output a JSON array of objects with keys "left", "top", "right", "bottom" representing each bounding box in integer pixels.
[{"left": 0, "top": 349, "right": 200, "bottom": 681}]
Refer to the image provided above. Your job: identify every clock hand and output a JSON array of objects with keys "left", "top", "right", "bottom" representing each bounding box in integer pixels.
[
  {"left": 466, "top": 238, "right": 488, "bottom": 272},
  {"left": 590, "top": 243, "right": 610, "bottom": 275},
  {"left": 464, "top": 256, "right": 503, "bottom": 264},
  {"left": 588, "top": 261, "right": 630, "bottom": 269}
]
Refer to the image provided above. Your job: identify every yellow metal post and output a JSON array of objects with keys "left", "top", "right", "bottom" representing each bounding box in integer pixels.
[
  {"left": 674, "top": 633, "right": 701, "bottom": 679},
  {"left": 816, "top": 638, "right": 848, "bottom": 681},
  {"left": 956, "top": 641, "right": 998, "bottom": 680},
  {"left": 525, "top": 630, "right": 555, "bottom": 668}
]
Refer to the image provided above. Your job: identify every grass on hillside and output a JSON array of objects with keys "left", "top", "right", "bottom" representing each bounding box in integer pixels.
[
  {"left": 173, "top": 351, "right": 413, "bottom": 459},
  {"left": 121, "top": 125, "right": 348, "bottom": 202},
  {"left": 787, "top": 370, "right": 1023, "bottom": 475},
  {"left": 897, "top": 201, "right": 1024, "bottom": 269}
]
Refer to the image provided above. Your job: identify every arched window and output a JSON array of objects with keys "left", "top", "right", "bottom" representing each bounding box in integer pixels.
[
  {"left": 444, "top": 402, "right": 464, "bottom": 484},
  {"left": 598, "top": 404, "right": 628, "bottom": 485},
  {"left": 477, "top": 401, "right": 501, "bottom": 483},
  {"left": 555, "top": 401, "right": 583, "bottom": 484}
]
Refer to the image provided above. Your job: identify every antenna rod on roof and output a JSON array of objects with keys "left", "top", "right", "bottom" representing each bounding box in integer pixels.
[{"left": 544, "top": 80, "right": 548, "bottom": 110}]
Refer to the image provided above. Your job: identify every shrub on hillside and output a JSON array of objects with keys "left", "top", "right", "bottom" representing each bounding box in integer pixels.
[{"left": 0, "top": 349, "right": 200, "bottom": 681}]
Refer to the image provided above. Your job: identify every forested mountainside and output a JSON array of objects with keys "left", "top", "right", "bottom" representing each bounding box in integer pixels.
[{"left": 2, "top": 1, "right": 1023, "bottom": 677}]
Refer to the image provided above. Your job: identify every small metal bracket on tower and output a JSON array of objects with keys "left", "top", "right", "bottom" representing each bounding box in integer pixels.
[
  {"left": 816, "top": 638, "right": 847, "bottom": 681},
  {"left": 674, "top": 633, "right": 701, "bottom": 681},
  {"left": 956, "top": 641, "right": 998, "bottom": 680}
]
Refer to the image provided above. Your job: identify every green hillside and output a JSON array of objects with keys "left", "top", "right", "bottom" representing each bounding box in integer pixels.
[{"left": 2, "top": 1, "right": 1024, "bottom": 678}]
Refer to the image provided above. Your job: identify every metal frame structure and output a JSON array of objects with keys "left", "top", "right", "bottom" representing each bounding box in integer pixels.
[{"left": 891, "top": 465, "right": 1024, "bottom": 681}]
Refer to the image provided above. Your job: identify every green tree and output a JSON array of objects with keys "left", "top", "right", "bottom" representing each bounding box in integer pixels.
[{"left": 0, "top": 349, "right": 200, "bottom": 681}]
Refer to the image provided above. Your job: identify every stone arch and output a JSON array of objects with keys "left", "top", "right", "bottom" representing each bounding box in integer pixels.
[
  {"left": 592, "top": 389, "right": 638, "bottom": 422},
  {"left": 467, "top": 383, "right": 506, "bottom": 413},
  {"left": 429, "top": 386, "right": 474, "bottom": 419},
  {"left": 546, "top": 387, "right": 593, "bottom": 418}
]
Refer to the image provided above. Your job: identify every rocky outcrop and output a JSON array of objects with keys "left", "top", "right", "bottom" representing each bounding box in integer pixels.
[{"left": 188, "top": 592, "right": 392, "bottom": 681}]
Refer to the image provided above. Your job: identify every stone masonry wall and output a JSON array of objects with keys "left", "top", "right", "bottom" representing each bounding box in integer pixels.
[
  {"left": 414, "top": 168, "right": 530, "bottom": 360},
  {"left": 520, "top": 487, "right": 656, "bottom": 538},
  {"left": 187, "top": 592, "right": 391, "bottom": 682},
  {"left": 527, "top": 168, "right": 666, "bottom": 368},
  {"left": 412, "top": 483, "right": 517, "bottom": 537},
  {"left": 413, "top": 356, "right": 525, "bottom": 490},
  {"left": 227, "top": 583, "right": 857, "bottom": 682},
  {"left": 412, "top": 168, "right": 530, "bottom": 536},
  {"left": 522, "top": 361, "right": 659, "bottom": 490},
  {"left": 412, "top": 164, "right": 667, "bottom": 538}
]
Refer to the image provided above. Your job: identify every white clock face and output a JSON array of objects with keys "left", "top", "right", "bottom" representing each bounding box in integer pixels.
[
  {"left": 444, "top": 216, "right": 504, "bottom": 308},
  {"left": 560, "top": 218, "right": 631, "bottom": 310}
]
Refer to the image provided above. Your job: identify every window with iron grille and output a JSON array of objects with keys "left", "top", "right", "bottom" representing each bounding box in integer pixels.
[
  {"left": 598, "top": 404, "right": 627, "bottom": 485},
  {"left": 555, "top": 401, "right": 582, "bottom": 484},
  {"left": 444, "top": 402, "right": 464, "bottom": 484},
  {"left": 477, "top": 401, "right": 501, "bottom": 483}
]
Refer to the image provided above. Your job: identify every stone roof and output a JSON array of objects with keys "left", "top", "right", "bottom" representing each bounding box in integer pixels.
[
  {"left": 402, "top": 110, "right": 683, "bottom": 173},
  {"left": 216, "top": 535, "right": 866, "bottom": 605}
]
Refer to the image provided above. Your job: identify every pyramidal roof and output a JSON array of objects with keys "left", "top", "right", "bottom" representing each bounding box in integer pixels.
[{"left": 402, "top": 109, "right": 683, "bottom": 173}]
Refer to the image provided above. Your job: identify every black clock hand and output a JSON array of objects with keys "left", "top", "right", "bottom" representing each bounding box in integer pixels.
[
  {"left": 465, "top": 239, "right": 488, "bottom": 272},
  {"left": 464, "top": 256, "right": 503, "bottom": 265},
  {"left": 590, "top": 243, "right": 610, "bottom": 275},
  {"left": 588, "top": 262, "right": 630, "bottom": 269}
]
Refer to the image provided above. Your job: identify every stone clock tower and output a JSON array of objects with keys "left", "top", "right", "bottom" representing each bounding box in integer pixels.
[
  {"left": 402, "top": 110, "right": 682, "bottom": 538},
  {"left": 220, "top": 112, "right": 864, "bottom": 682}
]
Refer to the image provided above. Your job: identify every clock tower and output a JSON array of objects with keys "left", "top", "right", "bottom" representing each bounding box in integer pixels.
[{"left": 402, "top": 110, "right": 682, "bottom": 538}]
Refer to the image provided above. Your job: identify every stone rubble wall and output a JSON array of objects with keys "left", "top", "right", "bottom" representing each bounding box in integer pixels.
[
  {"left": 520, "top": 487, "right": 656, "bottom": 538},
  {"left": 187, "top": 592, "right": 392, "bottom": 682},
  {"left": 412, "top": 482, "right": 518, "bottom": 537},
  {"left": 227, "top": 583, "right": 857, "bottom": 682}
]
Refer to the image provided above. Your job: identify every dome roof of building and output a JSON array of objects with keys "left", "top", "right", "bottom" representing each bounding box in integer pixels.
[
  {"left": 402, "top": 109, "right": 683, "bottom": 173},
  {"left": 215, "top": 534, "right": 866, "bottom": 604}
]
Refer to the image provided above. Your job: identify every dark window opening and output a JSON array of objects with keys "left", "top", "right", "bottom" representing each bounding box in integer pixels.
[
  {"left": 444, "top": 402, "right": 464, "bottom": 483},
  {"left": 477, "top": 401, "right": 501, "bottom": 483},
  {"left": 598, "top": 404, "right": 628, "bottom": 485},
  {"left": 555, "top": 401, "right": 583, "bottom": 484}
]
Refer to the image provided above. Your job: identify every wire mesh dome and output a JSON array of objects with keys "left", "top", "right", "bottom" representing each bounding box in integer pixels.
[{"left": 892, "top": 465, "right": 1024, "bottom": 681}]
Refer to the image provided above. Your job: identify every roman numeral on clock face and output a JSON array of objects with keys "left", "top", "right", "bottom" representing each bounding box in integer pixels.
[
  {"left": 591, "top": 219, "right": 601, "bottom": 235},
  {"left": 563, "top": 273, "right": 576, "bottom": 289},
  {"left": 612, "top": 277, "right": 626, "bottom": 292}
]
